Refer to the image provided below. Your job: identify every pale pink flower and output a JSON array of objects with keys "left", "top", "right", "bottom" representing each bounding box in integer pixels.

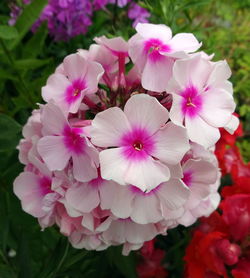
[
  {"left": 101, "top": 218, "right": 159, "bottom": 247},
  {"left": 14, "top": 165, "right": 62, "bottom": 229},
  {"left": 168, "top": 53, "right": 236, "bottom": 148},
  {"left": 177, "top": 144, "right": 220, "bottom": 226},
  {"left": 104, "top": 179, "right": 189, "bottom": 224},
  {"left": 37, "top": 102, "right": 99, "bottom": 182},
  {"left": 42, "top": 53, "right": 104, "bottom": 114},
  {"left": 91, "top": 93, "right": 190, "bottom": 191},
  {"left": 65, "top": 175, "right": 117, "bottom": 214},
  {"left": 128, "top": 23, "right": 201, "bottom": 92}
]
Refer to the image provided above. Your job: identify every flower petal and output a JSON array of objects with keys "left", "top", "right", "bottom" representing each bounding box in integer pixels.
[
  {"left": 124, "top": 94, "right": 169, "bottom": 134},
  {"left": 185, "top": 115, "right": 220, "bottom": 148},
  {"left": 141, "top": 57, "right": 174, "bottom": 92},
  {"left": 37, "top": 136, "right": 71, "bottom": 171},
  {"left": 153, "top": 122, "right": 190, "bottom": 164},
  {"left": 91, "top": 107, "right": 131, "bottom": 147},
  {"left": 72, "top": 153, "right": 98, "bottom": 182}
]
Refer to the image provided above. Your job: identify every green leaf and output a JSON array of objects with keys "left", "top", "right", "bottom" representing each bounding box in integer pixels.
[
  {"left": 14, "top": 58, "right": 52, "bottom": 70},
  {"left": 107, "top": 246, "right": 137, "bottom": 278},
  {"left": 0, "top": 26, "right": 18, "bottom": 40},
  {"left": 9, "top": 0, "right": 48, "bottom": 50},
  {"left": 0, "top": 114, "right": 21, "bottom": 152}
]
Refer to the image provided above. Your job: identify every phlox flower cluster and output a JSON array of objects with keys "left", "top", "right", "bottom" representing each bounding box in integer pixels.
[
  {"left": 185, "top": 126, "right": 250, "bottom": 278},
  {"left": 14, "top": 23, "right": 238, "bottom": 255},
  {"left": 9, "top": 0, "right": 150, "bottom": 40}
]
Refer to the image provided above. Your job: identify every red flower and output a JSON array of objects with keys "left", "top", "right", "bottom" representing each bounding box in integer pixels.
[
  {"left": 232, "top": 259, "right": 250, "bottom": 278},
  {"left": 137, "top": 240, "right": 168, "bottom": 278},
  {"left": 220, "top": 194, "right": 250, "bottom": 241}
]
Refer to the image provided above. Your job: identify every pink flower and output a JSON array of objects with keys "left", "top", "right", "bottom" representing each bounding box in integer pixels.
[
  {"left": 91, "top": 93, "right": 190, "bottom": 191},
  {"left": 105, "top": 179, "right": 189, "bottom": 224},
  {"left": 42, "top": 53, "right": 104, "bottom": 114},
  {"left": 129, "top": 23, "right": 201, "bottom": 92},
  {"left": 37, "top": 102, "right": 99, "bottom": 182},
  {"left": 168, "top": 54, "right": 236, "bottom": 148}
]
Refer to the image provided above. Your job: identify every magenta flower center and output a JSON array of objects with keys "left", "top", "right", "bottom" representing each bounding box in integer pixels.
[
  {"left": 65, "top": 79, "right": 86, "bottom": 104},
  {"left": 144, "top": 38, "right": 171, "bottom": 62},
  {"left": 120, "top": 127, "right": 155, "bottom": 161},
  {"left": 181, "top": 86, "right": 203, "bottom": 118},
  {"left": 39, "top": 176, "right": 52, "bottom": 195},
  {"left": 182, "top": 171, "right": 192, "bottom": 187},
  {"left": 133, "top": 140, "right": 144, "bottom": 151},
  {"left": 63, "top": 126, "right": 85, "bottom": 154}
]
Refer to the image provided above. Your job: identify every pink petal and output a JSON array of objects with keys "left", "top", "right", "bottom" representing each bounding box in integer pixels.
[
  {"left": 141, "top": 57, "right": 174, "bottom": 92},
  {"left": 123, "top": 157, "right": 171, "bottom": 191},
  {"left": 128, "top": 34, "right": 147, "bottom": 70},
  {"left": 172, "top": 54, "right": 212, "bottom": 91},
  {"left": 41, "top": 102, "right": 68, "bottom": 135},
  {"left": 110, "top": 186, "right": 134, "bottom": 219},
  {"left": 185, "top": 115, "right": 220, "bottom": 148},
  {"left": 42, "top": 73, "right": 71, "bottom": 105},
  {"left": 153, "top": 122, "right": 190, "bottom": 165},
  {"left": 125, "top": 221, "right": 157, "bottom": 244},
  {"left": 100, "top": 148, "right": 170, "bottom": 191},
  {"left": 207, "top": 60, "right": 231, "bottom": 87},
  {"left": 84, "top": 61, "right": 104, "bottom": 94},
  {"left": 168, "top": 33, "right": 201, "bottom": 54},
  {"left": 14, "top": 172, "right": 45, "bottom": 217},
  {"left": 94, "top": 35, "right": 128, "bottom": 53},
  {"left": 99, "top": 148, "right": 129, "bottom": 185},
  {"left": 224, "top": 114, "right": 239, "bottom": 135},
  {"left": 65, "top": 184, "right": 99, "bottom": 213},
  {"left": 130, "top": 194, "right": 162, "bottom": 224},
  {"left": 169, "top": 94, "right": 185, "bottom": 126},
  {"left": 37, "top": 136, "right": 71, "bottom": 171},
  {"left": 135, "top": 23, "right": 172, "bottom": 42},
  {"left": 200, "top": 89, "right": 235, "bottom": 127},
  {"left": 124, "top": 94, "right": 169, "bottom": 135},
  {"left": 72, "top": 153, "right": 98, "bottom": 182},
  {"left": 99, "top": 180, "right": 118, "bottom": 210},
  {"left": 157, "top": 179, "right": 190, "bottom": 210},
  {"left": 91, "top": 107, "right": 131, "bottom": 147},
  {"left": 183, "top": 159, "right": 218, "bottom": 185},
  {"left": 63, "top": 53, "right": 88, "bottom": 81}
]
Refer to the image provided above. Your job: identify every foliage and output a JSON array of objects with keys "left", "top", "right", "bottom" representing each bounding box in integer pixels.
[{"left": 0, "top": 0, "right": 249, "bottom": 277}]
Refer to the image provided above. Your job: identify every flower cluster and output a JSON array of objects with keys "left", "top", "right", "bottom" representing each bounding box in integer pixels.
[
  {"left": 9, "top": 0, "right": 150, "bottom": 40},
  {"left": 14, "top": 23, "right": 238, "bottom": 255},
  {"left": 185, "top": 128, "right": 250, "bottom": 278}
]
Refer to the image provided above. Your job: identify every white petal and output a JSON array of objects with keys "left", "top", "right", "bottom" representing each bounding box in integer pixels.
[
  {"left": 130, "top": 194, "right": 162, "bottom": 224},
  {"left": 91, "top": 107, "right": 131, "bottom": 147},
  {"left": 124, "top": 94, "right": 169, "bottom": 134},
  {"left": 153, "top": 122, "right": 190, "bottom": 164},
  {"left": 185, "top": 115, "right": 220, "bottom": 148},
  {"left": 168, "top": 33, "right": 201, "bottom": 53},
  {"left": 157, "top": 179, "right": 190, "bottom": 210},
  {"left": 135, "top": 23, "right": 172, "bottom": 42},
  {"left": 200, "top": 89, "right": 236, "bottom": 127},
  {"left": 141, "top": 57, "right": 174, "bottom": 92}
]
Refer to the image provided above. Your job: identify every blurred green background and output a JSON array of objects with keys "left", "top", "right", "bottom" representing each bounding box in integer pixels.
[{"left": 0, "top": 0, "right": 249, "bottom": 277}]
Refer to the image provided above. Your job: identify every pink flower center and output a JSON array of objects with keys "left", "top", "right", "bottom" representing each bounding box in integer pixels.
[
  {"left": 39, "top": 176, "right": 52, "bottom": 195},
  {"left": 63, "top": 126, "right": 86, "bottom": 154},
  {"left": 182, "top": 171, "right": 192, "bottom": 187},
  {"left": 65, "top": 79, "right": 86, "bottom": 104},
  {"left": 120, "top": 127, "right": 155, "bottom": 161},
  {"left": 181, "top": 85, "right": 203, "bottom": 118},
  {"left": 144, "top": 38, "right": 171, "bottom": 62}
]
